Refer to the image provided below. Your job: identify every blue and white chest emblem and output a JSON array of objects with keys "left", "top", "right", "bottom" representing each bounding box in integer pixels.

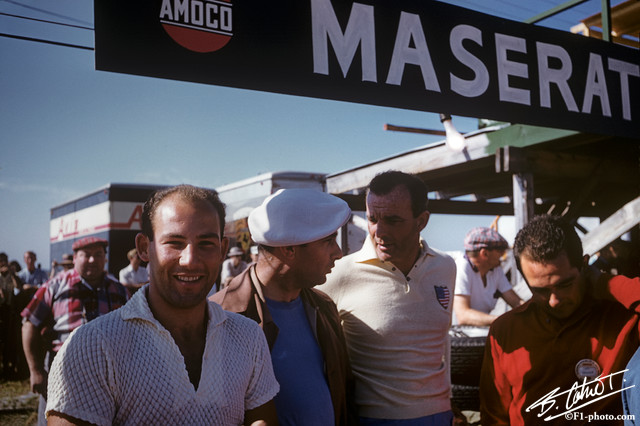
[{"left": 434, "top": 286, "right": 451, "bottom": 310}]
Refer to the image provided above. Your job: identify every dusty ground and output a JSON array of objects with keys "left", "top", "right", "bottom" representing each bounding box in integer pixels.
[
  {"left": 0, "top": 380, "right": 37, "bottom": 426},
  {"left": 0, "top": 378, "right": 481, "bottom": 426}
]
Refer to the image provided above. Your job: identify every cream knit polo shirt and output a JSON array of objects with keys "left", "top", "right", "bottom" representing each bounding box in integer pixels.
[
  {"left": 46, "top": 285, "right": 279, "bottom": 425},
  {"left": 319, "top": 237, "right": 456, "bottom": 419}
]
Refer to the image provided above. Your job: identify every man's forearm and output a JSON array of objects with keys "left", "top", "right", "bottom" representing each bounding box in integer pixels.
[
  {"left": 457, "top": 307, "right": 496, "bottom": 326},
  {"left": 22, "top": 320, "right": 45, "bottom": 374}
]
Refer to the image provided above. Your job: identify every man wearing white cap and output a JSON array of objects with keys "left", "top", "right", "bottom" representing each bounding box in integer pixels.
[
  {"left": 453, "top": 227, "right": 523, "bottom": 326},
  {"left": 211, "top": 188, "right": 357, "bottom": 426},
  {"left": 319, "top": 171, "right": 457, "bottom": 425}
]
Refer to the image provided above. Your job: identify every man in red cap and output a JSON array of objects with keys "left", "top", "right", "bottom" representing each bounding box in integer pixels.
[{"left": 21, "top": 236, "right": 128, "bottom": 426}]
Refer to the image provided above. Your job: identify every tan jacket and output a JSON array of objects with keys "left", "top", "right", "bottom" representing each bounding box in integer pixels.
[{"left": 210, "top": 264, "right": 357, "bottom": 425}]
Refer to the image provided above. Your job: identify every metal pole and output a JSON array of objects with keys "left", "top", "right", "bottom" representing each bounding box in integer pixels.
[{"left": 601, "top": 0, "right": 612, "bottom": 42}]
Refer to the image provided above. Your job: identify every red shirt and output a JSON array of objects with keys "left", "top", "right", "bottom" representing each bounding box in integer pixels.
[
  {"left": 480, "top": 275, "right": 640, "bottom": 425},
  {"left": 21, "top": 269, "right": 128, "bottom": 353}
]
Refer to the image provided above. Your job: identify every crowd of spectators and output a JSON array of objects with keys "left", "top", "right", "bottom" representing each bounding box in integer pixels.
[{"left": 0, "top": 251, "right": 38, "bottom": 381}]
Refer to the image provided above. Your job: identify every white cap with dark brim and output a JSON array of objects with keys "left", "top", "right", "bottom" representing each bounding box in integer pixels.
[{"left": 249, "top": 189, "right": 351, "bottom": 247}]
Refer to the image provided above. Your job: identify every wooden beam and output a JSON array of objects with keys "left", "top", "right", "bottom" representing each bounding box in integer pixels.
[
  {"left": 582, "top": 196, "right": 640, "bottom": 256},
  {"left": 428, "top": 200, "right": 513, "bottom": 215},
  {"left": 335, "top": 193, "right": 514, "bottom": 215},
  {"left": 496, "top": 146, "right": 638, "bottom": 184},
  {"left": 327, "top": 131, "right": 493, "bottom": 194}
]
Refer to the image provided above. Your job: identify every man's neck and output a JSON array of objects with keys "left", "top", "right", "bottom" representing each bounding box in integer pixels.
[
  {"left": 166, "top": 306, "right": 208, "bottom": 345},
  {"left": 84, "top": 273, "right": 105, "bottom": 289},
  {"left": 147, "top": 287, "right": 207, "bottom": 332},
  {"left": 255, "top": 262, "right": 302, "bottom": 303},
  {"left": 395, "top": 242, "right": 422, "bottom": 276},
  {"left": 474, "top": 262, "right": 489, "bottom": 278},
  {"left": 149, "top": 289, "right": 208, "bottom": 390}
]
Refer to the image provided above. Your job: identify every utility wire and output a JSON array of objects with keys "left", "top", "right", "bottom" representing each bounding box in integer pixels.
[
  {"left": 0, "top": 11, "right": 93, "bottom": 30},
  {"left": 0, "top": 0, "right": 92, "bottom": 26},
  {"left": 0, "top": 32, "right": 93, "bottom": 50}
]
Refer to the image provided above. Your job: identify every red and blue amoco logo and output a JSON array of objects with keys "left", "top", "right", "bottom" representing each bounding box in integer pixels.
[{"left": 159, "top": 0, "right": 233, "bottom": 53}]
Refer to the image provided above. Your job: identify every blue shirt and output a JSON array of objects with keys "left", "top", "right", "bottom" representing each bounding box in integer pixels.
[
  {"left": 266, "top": 296, "right": 334, "bottom": 426},
  {"left": 19, "top": 268, "right": 49, "bottom": 286},
  {"left": 623, "top": 347, "right": 640, "bottom": 425}
]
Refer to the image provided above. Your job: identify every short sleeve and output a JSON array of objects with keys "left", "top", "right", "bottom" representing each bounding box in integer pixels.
[
  {"left": 454, "top": 258, "right": 473, "bottom": 296},
  {"left": 46, "top": 324, "right": 117, "bottom": 426},
  {"left": 21, "top": 284, "right": 52, "bottom": 327},
  {"left": 495, "top": 267, "right": 513, "bottom": 293}
]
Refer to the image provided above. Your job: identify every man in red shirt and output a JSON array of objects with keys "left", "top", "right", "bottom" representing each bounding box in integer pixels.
[
  {"left": 480, "top": 214, "right": 640, "bottom": 425},
  {"left": 21, "top": 237, "right": 128, "bottom": 426}
]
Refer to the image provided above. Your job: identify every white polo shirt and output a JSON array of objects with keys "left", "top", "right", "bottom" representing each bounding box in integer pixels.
[
  {"left": 319, "top": 237, "right": 456, "bottom": 420},
  {"left": 47, "top": 285, "right": 279, "bottom": 425},
  {"left": 453, "top": 253, "right": 513, "bottom": 316}
]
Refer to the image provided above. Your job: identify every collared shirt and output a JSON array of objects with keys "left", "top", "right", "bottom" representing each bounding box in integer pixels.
[
  {"left": 46, "top": 285, "right": 279, "bottom": 426},
  {"left": 21, "top": 268, "right": 128, "bottom": 353},
  {"left": 220, "top": 258, "right": 248, "bottom": 284},
  {"left": 480, "top": 275, "right": 640, "bottom": 425},
  {"left": 118, "top": 263, "right": 149, "bottom": 285},
  {"left": 319, "top": 237, "right": 456, "bottom": 420},
  {"left": 19, "top": 268, "right": 49, "bottom": 287},
  {"left": 453, "top": 253, "right": 513, "bottom": 320}
]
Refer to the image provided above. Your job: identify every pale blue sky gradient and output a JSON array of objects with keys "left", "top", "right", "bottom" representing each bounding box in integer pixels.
[{"left": 0, "top": 0, "right": 620, "bottom": 268}]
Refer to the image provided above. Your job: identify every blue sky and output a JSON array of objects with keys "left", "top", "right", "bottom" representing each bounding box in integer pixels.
[{"left": 0, "top": 0, "right": 622, "bottom": 268}]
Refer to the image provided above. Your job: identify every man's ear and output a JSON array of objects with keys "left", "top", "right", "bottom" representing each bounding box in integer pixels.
[
  {"left": 135, "top": 233, "right": 150, "bottom": 262},
  {"left": 220, "top": 237, "right": 230, "bottom": 260},
  {"left": 277, "top": 245, "right": 297, "bottom": 262},
  {"left": 417, "top": 210, "right": 430, "bottom": 232}
]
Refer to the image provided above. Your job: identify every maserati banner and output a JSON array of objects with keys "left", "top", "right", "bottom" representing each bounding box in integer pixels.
[{"left": 94, "top": 0, "right": 639, "bottom": 138}]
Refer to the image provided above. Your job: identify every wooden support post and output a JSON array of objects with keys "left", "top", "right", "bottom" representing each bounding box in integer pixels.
[
  {"left": 513, "top": 172, "right": 534, "bottom": 232},
  {"left": 511, "top": 172, "right": 534, "bottom": 289}
]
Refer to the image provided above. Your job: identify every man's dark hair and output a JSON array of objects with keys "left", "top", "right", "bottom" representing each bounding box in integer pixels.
[
  {"left": 141, "top": 185, "right": 226, "bottom": 241},
  {"left": 367, "top": 171, "right": 429, "bottom": 217},
  {"left": 513, "top": 214, "right": 583, "bottom": 274}
]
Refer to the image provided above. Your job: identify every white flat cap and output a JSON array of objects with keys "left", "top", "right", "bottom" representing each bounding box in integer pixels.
[{"left": 249, "top": 189, "right": 351, "bottom": 247}]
